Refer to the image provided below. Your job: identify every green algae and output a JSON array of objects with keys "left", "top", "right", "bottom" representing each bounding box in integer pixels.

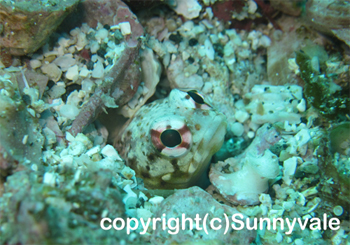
[
  {"left": 329, "top": 122, "right": 350, "bottom": 155},
  {"left": 295, "top": 50, "right": 350, "bottom": 119}
]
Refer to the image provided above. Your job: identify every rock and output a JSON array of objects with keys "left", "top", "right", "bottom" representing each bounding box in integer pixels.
[
  {"left": 304, "top": 0, "right": 350, "bottom": 46},
  {"left": 0, "top": 0, "right": 79, "bottom": 55},
  {"left": 0, "top": 48, "right": 13, "bottom": 67},
  {"left": 331, "top": 29, "right": 350, "bottom": 47},
  {"left": 267, "top": 15, "right": 328, "bottom": 85},
  {"left": 151, "top": 187, "right": 256, "bottom": 244}
]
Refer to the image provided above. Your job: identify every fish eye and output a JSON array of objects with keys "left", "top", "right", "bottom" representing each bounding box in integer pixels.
[
  {"left": 150, "top": 118, "right": 192, "bottom": 157},
  {"left": 187, "top": 90, "right": 205, "bottom": 104},
  {"left": 161, "top": 129, "right": 182, "bottom": 147}
]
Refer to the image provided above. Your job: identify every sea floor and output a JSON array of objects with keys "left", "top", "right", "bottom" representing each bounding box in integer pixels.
[{"left": 0, "top": 0, "right": 349, "bottom": 244}]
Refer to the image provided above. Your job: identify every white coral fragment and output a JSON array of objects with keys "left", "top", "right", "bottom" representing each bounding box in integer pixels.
[
  {"left": 245, "top": 85, "right": 303, "bottom": 125},
  {"left": 92, "top": 60, "right": 105, "bottom": 78},
  {"left": 210, "top": 124, "right": 281, "bottom": 205},
  {"left": 119, "top": 22, "right": 132, "bottom": 36},
  {"left": 204, "top": 38, "right": 215, "bottom": 60},
  {"left": 43, "top": 172, "right": 56, "bottom": 187},
  {"left": 123, "top": 184, "right": 138, "bottom": 209},
  {"left": 282, "top": 156, "right": 298, "bottom": 185},
  {"left": 101, "top": 144, "right": 123, "bottom": 161}
]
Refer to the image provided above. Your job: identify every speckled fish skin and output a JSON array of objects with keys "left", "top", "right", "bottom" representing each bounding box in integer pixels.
[{"left": 114, "top": 89, "right": 227, "bottom": 189}]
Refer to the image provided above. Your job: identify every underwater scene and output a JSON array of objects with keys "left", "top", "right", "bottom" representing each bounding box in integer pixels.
[{"left": 0, "top": 0, "right": 349, "bottom": 244}]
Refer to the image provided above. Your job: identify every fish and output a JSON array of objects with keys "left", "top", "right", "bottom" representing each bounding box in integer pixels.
[{"left": 114, "top": 89, "right": 227, "bottom": 189}]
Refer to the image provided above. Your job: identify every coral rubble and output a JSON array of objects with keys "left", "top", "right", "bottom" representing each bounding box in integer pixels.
[{"left": 0, "top": 0, "right": 349, "bottom": 244}]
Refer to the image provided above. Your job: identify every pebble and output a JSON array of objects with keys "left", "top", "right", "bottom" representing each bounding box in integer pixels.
[
  {"left": 101, "top": 144, "right": 123, "bottom": 161},
  {"left": 86, "top": 145, "right": 101, "bottom": 156},
  {"left": 182, "top": 51, "right": 190, "bottom": 61},
  {"left": 95, "top": 28, "right": 109, "bottom": 43},
  {"left": 49, "top": 84, "right": 66, "bottom": 99},
  {"left": 54, "top": 54, "right": 76, "bottom": 71},
  {"left": 76, "top": 32, "right": 88, "bottom": 51},
  {"left": 172, "top": 0, "right": 202, "bottom": 20},
  {"left": 148, "top": 196, "right": 164, "bottom": 205},
  {"left": 67, "top": 46, "right": 76, "bottom": 54},
  {"left": 43, "top": 172, "right": 56, "bottom": 187},
  {"left": 79, "top": 67, "right": 90, "bottom": 77},
  {"left": 247, "top": 131, "right": 255, "bottom": 138},
  {"left": 30, "top": 59, "right": 41, "bottom": 69},
  {"left": 202, "top": 82, "right": 213, "bottom": 93},
  {"left": 259, "top": 35, "right": 271, "bottom": 48},
  {"left": 65, "top": 65, "right": 79, "bottom": 80},
  {"left": 247, "top": 0, "right": 258, "bottom": 14},
  {"left": 68, "top": 141, "right": 86, "bottom": 156},
  {"left": 235, "top": 110, "right": 250, "bottom": 123},
  {"left": 204, "top": 38, "right": 215, "bottom": 60},
  {"left": 91, "top": 60, "right": 104, "bottom": 78},
  {"left": 202, "top": 19, "right": 213, "bottom": 29},
  {"left": 163, "top": 41, "right": 177, "bottom": 53},
  {"left": 333, "top": 206, "right": 343, "bottom": 216},
  {"left": 231, "top": 122, "right": 245, "bottom": 136},
  {"left": 183, "top": 21, "right": 194, "bottom": 31},
  {"left": 188, "top": 38, "right": 198, "bottom": 46},
  {"left": 61, "top": 155, "right": 74, "bottom": 167},
  {"left": 297, "top": 99, "right": 306, "bottom": 112},
  {"left": 58, "top": 37, "right": 71, "bottom": 48},
  {"left": 283, "top": 157, "right": 298, "bottom": 185},
  {"left": 166, "top": 19, "right": 177, "bottom": 32},
  {"left": 90, "top": 41, "right": 100, "bottom": 54},
  {"left": 119, "top": 22, "right": 131, "bottom": 36},
  {"left": 81, "top": 79, "right": 95, "bottom": 93},
  {"left": 60, "top": 104, "right": 80, "bottom": 120},
  {"left": 41, "top": 63, "right": 62, "bottom": 82},
  {"left": 209, "top": 34, "right": 219, "bottom": 44},
  {"left": 205, "top": 7, "right": 214, "bottom": 20}
]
